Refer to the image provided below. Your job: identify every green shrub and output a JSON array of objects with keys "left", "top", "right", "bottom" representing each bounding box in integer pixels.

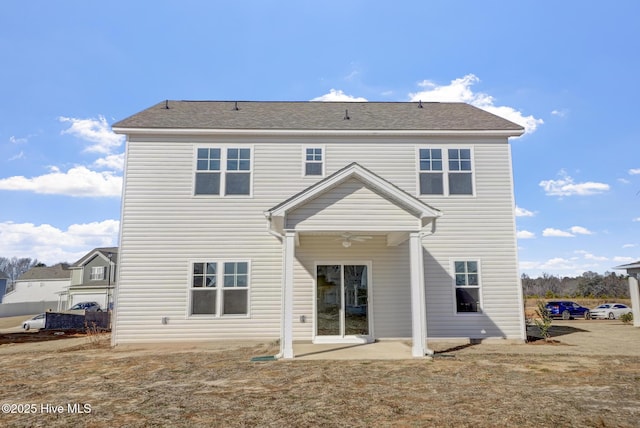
[{"left": 620, "top": 312, "right": 633, "bottom": 325}]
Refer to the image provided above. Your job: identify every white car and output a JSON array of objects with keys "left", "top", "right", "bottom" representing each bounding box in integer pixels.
[
  {"left": 22, "top": 313, "right": 46, "bottom": 331},
  {"left": 589, "top": 303, "right": 632, "bottom": 320}
]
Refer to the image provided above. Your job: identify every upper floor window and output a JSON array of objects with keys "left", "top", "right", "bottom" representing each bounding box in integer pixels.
[
  {"left": 90, "top": 266, "right": 106, "bottom": 281},
  {"left": 190, "top": 261, "right": 249, "bottom": 316},
  {"left": 418, "top": 148, "right": 443, "bottom": 195},
  {"left": 454, "top": 260, "right": 481, "bottom": 313},
  {"left": 448, "top": 149, "right": 473, "bottom": 195},
  {"left": 304, "top": 147, "right": 323, "bottom": 176},
  {"left": 419, "top": 148, "right": 473, "bottom": 196},
  {"left": 195, "top": 147, "right": 252, "bottom": 196}
]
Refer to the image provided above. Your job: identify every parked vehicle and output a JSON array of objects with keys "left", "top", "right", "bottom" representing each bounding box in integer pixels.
[
  {"left": 22, "top": 313, "right": 46, "bottom": 331},
  {"left": 68, "top": 301, "right": 102, "bottom": 312},
  {"left": 589, "top": 303, "right": 632, "bottom": 320},
  {"left": 545, "top": 301, "right": 591, "bottom": 320}
]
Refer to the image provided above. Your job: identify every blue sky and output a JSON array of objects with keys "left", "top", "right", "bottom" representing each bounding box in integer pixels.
[{"left": 1, "top": 1, "right": 639, "bottom": 277}]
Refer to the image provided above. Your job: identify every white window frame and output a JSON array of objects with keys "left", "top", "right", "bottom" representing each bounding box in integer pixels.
[
  {"left": 194, "top": 145, "right": 253, "bottom": 197},
  {"left": 302, "top": 146, "right": 325, "bottom": 177},
  {"left": 90, "top": 266, "right": 106, "bottom": 281},
  {"left": 417, "top": 146, "right": 475, "bottom": 197},
  {"left": 187, "top": 260, "right": 251, "bottom": 318},
  {"left": 450, "top": 259, "right": 483, "bottom": 315},
  {"left": 312, "top": 260, "right": 374, "bottom": 343}
]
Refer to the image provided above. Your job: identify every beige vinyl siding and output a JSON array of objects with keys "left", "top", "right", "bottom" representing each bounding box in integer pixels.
[
  {"left": 287, "top": 178, "right": 419, "bottom": 231},
  {"left": 114, "top": 134, "right": 523, "bottom": 343},
  {"left": 421, "top": 142, "right": 522, "bottom": 339}
]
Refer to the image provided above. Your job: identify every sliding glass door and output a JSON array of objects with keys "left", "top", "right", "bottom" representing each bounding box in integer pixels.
[{"left": 316, "top": 264, "right": 369, "bottom": 338}]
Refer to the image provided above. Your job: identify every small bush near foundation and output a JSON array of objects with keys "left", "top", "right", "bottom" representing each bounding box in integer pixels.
[{"left": 533, "top": 301, "right": 553, "bottom": 341}]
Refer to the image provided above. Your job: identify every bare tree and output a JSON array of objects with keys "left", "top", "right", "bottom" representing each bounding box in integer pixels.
[{"left": 0, "top": 257, "right": 40, "bottom": 291}]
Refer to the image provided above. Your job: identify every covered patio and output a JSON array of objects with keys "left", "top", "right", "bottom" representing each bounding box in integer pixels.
[{"left": 265, "top": 163, "right": 441, "bottom": 359}]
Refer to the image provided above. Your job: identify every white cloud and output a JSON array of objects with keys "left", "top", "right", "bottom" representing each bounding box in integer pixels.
[
  {"left": 521, "top": 257, "right": 577, "bottom": 272},
  {"left": 539, "top": 170, "right": 609, "bottom": 196},
  {"left": 9, "top": 151, "right": 25, "bottom": 161},
  {"left": 408, "top": 74, "right": 543, "bottom": 135},
  {"left": 311, "top": 89, "right": 368, "bottom": 102},
  {"left": 542, "top": 228, "right": 575, "bottom": 237},
  {"left": 551, "top": 109, "right": 568, "bottom": 118},
  {"left": 9, "top": 136, "right": 27, "bottom": 144},
  {"left": 570, "top": 226, "right": 593, "bottom": 235},
  {"left": 613, "top": 256, "right": 637, "bottom": 264},
  {"left": 629, "top": 169, "right": 640, "bottom": 175},
  {"left": 575, "top": 250, "right": 608, "bottom": 261},
  {"left": 633, "top": 218, "right": 640, "bottom": 222},
  {"left": 94, "top": 153, "right": 125, "bottom": 171},
  {"left": 622, "top": 244, "right": 636, "bottom": 248},
  {"left": 1, "top": 116, "right": 125, "bottom": 197},
  {"left": 0, "top": 219, "right": 119, "bottom": 265},
  {"left": 541, "top": 226, "right": 592, "bottom": 238},
  {"left": 59, "top": 115, "right": 124, "bottom": 154},
  {"left": 517, "top": 230, "right": 535, "bottom": 239},
  {"left": 618, "top": 178, "right": 631, "bottom": 184},
  {"left": 515, "top": 206, "right": 535, "bottom": 217},
  {"left": 0, "top": 166, "right": 122, "bottom": 197}
]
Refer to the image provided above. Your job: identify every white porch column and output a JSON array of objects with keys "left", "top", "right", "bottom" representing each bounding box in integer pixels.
[
  {"left": 629, "top": 275, "right": 640, "bottom": 327},
  {"left": 409, "top": 232, "right": 430, "bottom": 357},
  {"left": 281, "top": 230, "right": 296, "bottom": 359}
]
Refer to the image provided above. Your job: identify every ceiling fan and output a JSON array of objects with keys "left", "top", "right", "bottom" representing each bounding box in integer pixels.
[{"left": 336, "top": 233, "right": 373, "bottom": 248}]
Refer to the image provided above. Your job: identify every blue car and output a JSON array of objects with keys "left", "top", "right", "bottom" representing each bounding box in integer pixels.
[{"left": 545, "top": 301, "right": 591, "bottom": 320}]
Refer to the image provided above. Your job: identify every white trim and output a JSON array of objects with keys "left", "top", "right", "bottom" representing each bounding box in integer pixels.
[
  {"left": 312, "top": 261, "right": 374, "bottom": 344},
  {"left": 508, "top": 143, "right": 527, "bottom": 340},
  {"left": 281, "top": 231, "right": 295, "bottom": 359},
  {"left": 113, "top": 127, "right": 525, "bottom": 138},
  {"left": 268, "top": 163, "right": 441, "bottom": 221},
  {"left": 450, "top": 258, "right": 484, "bottom": 316},
  {"left": 409, "top": 232, "right": 429, "bottom": 357},
  {"left": 301, "top": 145, "right": 325, "bottom": 178},
  {"left": 416, "top": 146, "right": 476, "bottom": 197},
  {"left": 192, "top": 144, "right": 254, "bottom": 198},
  {"left": 185, "top": 259, "right": 251, "bottom": 319},
  {"left": 628, "top": 276, "right": 640, "bottom": 327}
]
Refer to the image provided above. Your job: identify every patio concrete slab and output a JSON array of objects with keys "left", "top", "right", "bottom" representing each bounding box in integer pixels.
[{"left": 293, "top": 341, "right": 415, "bottom": 360}]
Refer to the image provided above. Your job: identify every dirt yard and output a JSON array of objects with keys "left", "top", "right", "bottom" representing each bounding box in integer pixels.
[{"left": 0, "top": 315, "right": 639, "bottom": 427}]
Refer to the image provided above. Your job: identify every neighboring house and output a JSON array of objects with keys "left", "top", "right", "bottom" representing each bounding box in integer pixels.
[
  {"left": 61, "top": 247, "right": 118, "bottom": 311},
  {"left": 614, "top": 261, "right": 640, "bottom": 327},
  {"left": 0, "top": 271, "right": 8, "bottom": 298},
  {"left": 112, "top": 100, "right": 525, "bottom": 358},
  {"left": 2, "top": 264, "right": 71, "bottom": 304}
]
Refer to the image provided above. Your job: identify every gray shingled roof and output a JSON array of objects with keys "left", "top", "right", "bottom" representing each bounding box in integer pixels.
[
  {"left": 113, "top": 101, "right": 524, "bottom": 132},
  {"left": 72, "top": 247, "right": 119, "bottom": 267},
  {"left": 17, "top": 264, "right": 71, "bottom": 281}
]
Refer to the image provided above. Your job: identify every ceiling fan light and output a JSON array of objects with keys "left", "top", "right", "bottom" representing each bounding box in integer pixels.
[{"left": 342, "top": 240, "right": 352, "bottom": 248}]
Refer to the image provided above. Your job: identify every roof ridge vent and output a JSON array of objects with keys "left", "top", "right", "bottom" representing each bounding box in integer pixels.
[{"left": 344, "top": 109, "right": 350, "bottom": 120}]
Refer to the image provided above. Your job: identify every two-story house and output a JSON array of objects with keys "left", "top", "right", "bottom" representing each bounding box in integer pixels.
[
  {"left": 64, "top": 247, "right": 118, "bottom": 311},
  {"left": 112, "top": 101, "right": 525, "bottom": 358}
]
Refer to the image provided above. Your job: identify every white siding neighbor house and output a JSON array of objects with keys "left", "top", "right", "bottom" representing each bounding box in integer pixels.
[
  {"left": 2, "top": 264, "right": 70, "bottom": 306},
  {"left": 112, "top": 101, "right": 525, "bottom": 358}
]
